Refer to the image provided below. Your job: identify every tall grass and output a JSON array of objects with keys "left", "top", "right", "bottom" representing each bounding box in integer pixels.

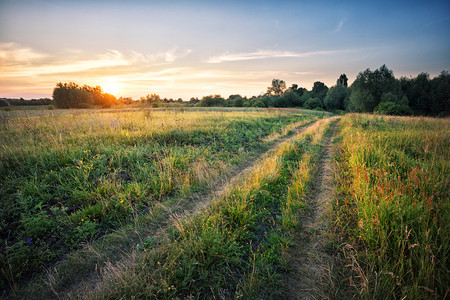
[
  {"left": 94, "top": 118, "right": 335, "bottom": 299},
  {"left": 333, "top": 114, "right": 449, "bottom": 299},
  {"left": 0, "top": 108, "right": 321, "bottom": 293}
]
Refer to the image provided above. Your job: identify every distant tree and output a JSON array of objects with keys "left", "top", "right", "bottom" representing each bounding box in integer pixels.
[
  {"left": 283, "top": 90, "right": 302, "bottom": 107},
  {"left": 375, "top": 102, "right": 412, "bottom": 116},
  {"left": 0, "top": 99, "right": 10, "bottom": 107},
  {"left": 324, "top": 85, "right": 348, "bottom": 110},
  {"left": 311, "top": 81, "right": 329, "bottom": 101},
  {"left": 287, "top": 84, "right": 307, "bottom": 97},
  {"left": 304, "top": 97, "right": 323, "bottom": 110},
  {"left": 143, "top": 94, "right": 161, "bottom": 107},
  {"left": 53, "top": 82, "right": 118, "bottom": 108},
  {"left": 227, "top": 94, "right": 244, "bottom": 107},
  {"left": 349, "top": 65, "right": 400, "bottom": 112},
  {"left": 430, "top": 71, "right": 450, "bottom": 116},
  {"left": 197, "top": 95, "right": 225, "bottom": 107},
  {"left": 53, "top": 82, "right": 94, "bottom": 108},
  {"left": 337, "top": 74, "right": 348, "bottom": 87},
  {"left": 266, "top": 79, "right": 287, "bottom": 96}
]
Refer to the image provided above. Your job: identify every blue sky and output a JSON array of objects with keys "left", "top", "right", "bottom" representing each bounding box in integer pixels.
[{"left": 0, "top": 0, "right": 449, "bottom": 99}]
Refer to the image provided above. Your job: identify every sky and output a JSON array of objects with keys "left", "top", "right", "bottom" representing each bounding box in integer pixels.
[{"left": 0, "top": 0, "right": 449, "bottom": 100}]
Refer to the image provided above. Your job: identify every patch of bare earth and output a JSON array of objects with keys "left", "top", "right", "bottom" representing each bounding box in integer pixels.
[
  {"left": 283, "top": 120, "right": 339, "bottom": 300},
  {"left": 37, "top": 119, "right": 323, "bottom": 299}
]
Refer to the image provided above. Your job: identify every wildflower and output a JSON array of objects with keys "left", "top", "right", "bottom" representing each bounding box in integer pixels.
[{"left": 27, "top": 238, "right": 32, "bottom": 244}]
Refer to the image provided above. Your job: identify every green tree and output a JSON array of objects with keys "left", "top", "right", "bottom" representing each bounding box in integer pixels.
[
  {"left": 304, "top": 97, "right": 323, "bottom": 110},
  {"left": 349, "top": 65, "right": 400, "bottom": 112},
  {"left": 311, "top": 81, "right": 329, "bottom": 102},
  {"left": 324, "top": 85, "right": 348, "bottom": 110},
  {"left": 430, "top": 71, "right": 450, "bottom": 116},
  {"left": 337, "top": 74, "right": 348, "bottom": 87},
  {"left": 266, "top": 79, "right": 287, "bottom": 96},
  {"left": 227, "top": 94, "right": 244, "bottom": 107},
  {"left": 197, "top": 95, "right": 225, "bottom": 107},
  {"left": 143, "top": 94, "right": 161, "bottom": 107}
]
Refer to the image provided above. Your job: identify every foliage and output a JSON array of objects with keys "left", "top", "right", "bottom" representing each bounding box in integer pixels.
[
  {"left": 97, "top": 118, "right": 333, "bottom": 299},
  {"left": 349, "top": 65, "right": 400, "bottom": 112},
  {"left": 197, "top": 95, "right": 225, "bottom": 107},
  {"left": 375, "top": 102, "right": 412, "bottom": 115},
  {"left": 0, "top": 108, "right": 320, "bottom": 291},
  {"left": 304, "top": 97, "right": 323, "bottom": 110},
  {"left": 140, "top": 93, "right": 162, "bottom": 107},
  {"left": 52, "top": 82, "right": 118, "bottom": 108},
  {"left": 267, "top": 79, "right": 287, "bottom": 96},
  {"left": 334, "top": 114, "right": 449, "bottom": 299},
  {"left": 337, "top": 74, "right": 348, "bottom": 87},
  {"left": 324, "top": 85, "right": 349, "bottom": 110},
  {"left": 311, "top": 81, "right": 329, "bottom": 102}
]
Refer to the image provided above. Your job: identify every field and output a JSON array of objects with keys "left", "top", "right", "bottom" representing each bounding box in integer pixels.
[
  {"left": 333, "top": 114, "right": 449, "bottom": 299},
  {"left": 0, "top": 108, "right": 448, "bottom": 299}
]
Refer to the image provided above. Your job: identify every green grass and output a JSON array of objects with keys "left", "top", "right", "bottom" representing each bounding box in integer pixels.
[
  {"left": 0, "top": 108, "right": 322, "bottom": 293},
  {"left": 93, "top": 118, "right": 334, "bottom": 299},
  {"left": 333, "top": 114, "right": 449, "bottom": 299}
]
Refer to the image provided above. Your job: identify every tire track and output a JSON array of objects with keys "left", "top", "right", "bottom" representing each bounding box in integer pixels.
[
  {"left": 28, "top": 118, "right": 327, "bottom": 299},
  {"left": 284, "top": 119, "right": 339, "bottom": 299}
]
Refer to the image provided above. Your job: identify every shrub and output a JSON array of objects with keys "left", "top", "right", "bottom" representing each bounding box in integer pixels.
[{"left": 375, "top": 102, "right": 412, "bottom": 115}]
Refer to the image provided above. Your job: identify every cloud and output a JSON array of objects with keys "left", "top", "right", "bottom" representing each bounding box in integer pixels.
[
  {"left": 207, "top": 49, "right": 347, "bottom": 63},
  {"left": 332, "top": 19, "right": 345, "bottom": 33},
  {"left": 0, "top": 43, "right": 192, "bottom": 77},
  {"left": 0, "top": 42, "right": 48, "bottom": 65}
]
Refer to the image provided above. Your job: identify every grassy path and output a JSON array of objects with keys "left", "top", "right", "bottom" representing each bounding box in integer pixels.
[
  {"left": 14, "top": 118, "right": 322, "bottom": 299},
  {"left": 283, "top": 118, "right": 339, "bottom": 299}
]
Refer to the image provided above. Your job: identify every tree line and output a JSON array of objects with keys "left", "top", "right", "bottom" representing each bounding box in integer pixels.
[
  {"left": 49, "top": 65, "right": 448, "bottom": 116},
  {"left": 0, "top": 98, "right": 52, "bottom": 107},
  {"left": 52, "top": 82, "right": 118, "bottom": 108},
  {"left": 195, "top": 65, "right": 449, "bottom": 116}
]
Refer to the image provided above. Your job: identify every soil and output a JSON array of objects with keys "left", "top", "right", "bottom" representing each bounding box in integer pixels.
[{"left": 283, "top": 119, "right": 339, "bottom": 299}]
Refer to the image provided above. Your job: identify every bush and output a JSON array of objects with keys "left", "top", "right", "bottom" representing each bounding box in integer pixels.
[
  {"left": 304, "top": 97, "right": 323, "bottom": 110},
  {"left": 0, "top": 99, "right": 10, "bottom": 107},
  {"left": 375, "top": 102, "right": 412, "bottom": 116}
]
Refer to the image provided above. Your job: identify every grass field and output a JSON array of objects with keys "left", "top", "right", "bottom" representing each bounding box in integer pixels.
[
  {"left": 1, "top": 108, "right": 447, "bottom": 299},
  {"left": 333, "top": 114, "right": 449, "bottom": 299},
  {"left": 0, "top": 107, "right": 327, "bottom": 295}
]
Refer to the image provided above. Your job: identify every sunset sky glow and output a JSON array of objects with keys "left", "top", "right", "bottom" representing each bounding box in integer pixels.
[{"left": 1, "top": 0, "right": 449, "bottom": 100}]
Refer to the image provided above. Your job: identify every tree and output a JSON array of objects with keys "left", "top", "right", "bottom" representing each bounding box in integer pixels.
[
  {"left": 400, "top": 73, "right": 431, "bottom": 115},
  {"left": 349, "top": 65, "right": 400, "bottom": 112},
  {"left": 53, "top": 82, "right": 94, "bottom": 108},
  {"left": 197, "top": 95, "right": 225, "bottom": 107},
  {"left": 430, "top": 71, "right": 450, "bottom": 116},
  {"left": 266, "top": 79, "right": 287, "bottom": 96},
  {"left": 287, "top": 84, "right": 307, "bottom": 97},
  {"left": 143, "top": 94, "right": 161, "bottom": 107},
  {"left": 304, "top": 97, "right": 323, "bottom": 110},
  {"left": 283, "top": 90, "right": 302, "bottom": 107},
  {"left": 227, "top": 94, "right": 244, "bottom": 107},
  {"left": 324, "top": 85, "right": 348, "bottom": 110},
  {"left": 311, "top": 81, "right": 329, "bottom": 101},
  {"left": 375, "top": 102, "right": 412, "bottom": 116},
  {"left": 337, "top": 74, "right": 348, "bottom": 87},
  {"left": 53, "top": 82, "right": 117, "bottom": 108}
]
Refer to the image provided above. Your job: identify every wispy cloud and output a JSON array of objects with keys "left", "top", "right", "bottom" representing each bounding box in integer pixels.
[
  {"left": 207, "top": 49, "right": 347, "bottom": 63},
  {"left": 332, "top": 19, "right": 346, "bottom": 33},
  {"left": 0, "top": 43, "right": 192, "bottom": 77},
  {"left": 0, "top": 42, "right": 48, "bottom": 65}
]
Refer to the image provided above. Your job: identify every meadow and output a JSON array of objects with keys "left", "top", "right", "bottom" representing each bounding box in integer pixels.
[
  {"left": 0, "top": 107, "right": 326, "bottom": 296},
  {"left": 333, "top": 114, "right": 449, "bottom": 299},
  {"left": 1, "top": 108, "right": 447, "bottom": 299}
]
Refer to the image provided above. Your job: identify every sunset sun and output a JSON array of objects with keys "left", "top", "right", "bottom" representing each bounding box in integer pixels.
[{"left": 101, "top": 80, "right": 121, "bottom": 96}]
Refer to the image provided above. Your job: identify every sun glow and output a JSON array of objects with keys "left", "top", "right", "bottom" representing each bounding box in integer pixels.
[{"left": 101, "top": 80, "right": 121, "bottom": 96}]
